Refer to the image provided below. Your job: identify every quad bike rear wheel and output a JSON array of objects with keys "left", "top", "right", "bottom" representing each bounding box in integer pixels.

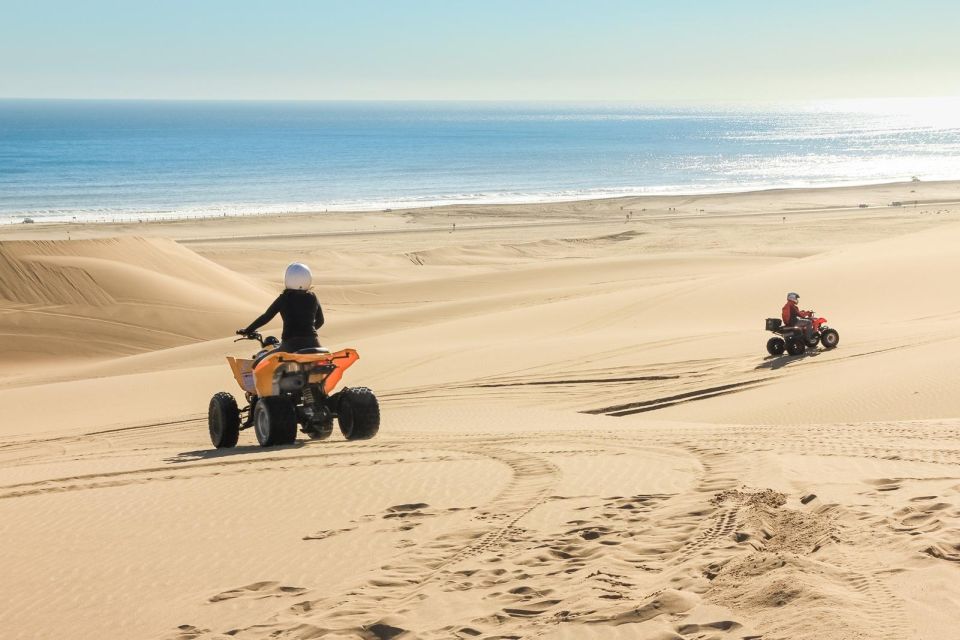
[
  {"left": 254, "top": 396, "right": 298, "bottom": 447},
  {"left": 820, "top": 328, "right": 839, "bottom": 349},
  {"left": 338, "top": 387, "right": 380, "bottom": 441},
  {"left": 766, "top": 337, "right": 785, "bottom": 356},
  {"left": 786, "top": 338, "right": 807, "bottom": 356},
  {"left": 208, "top": 392, "right": 240, "bottom": 449}
]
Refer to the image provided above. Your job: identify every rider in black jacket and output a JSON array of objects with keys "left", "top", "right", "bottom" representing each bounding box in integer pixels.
[{"left": 238, "top": 263, "right": 324, "bottom": 352}]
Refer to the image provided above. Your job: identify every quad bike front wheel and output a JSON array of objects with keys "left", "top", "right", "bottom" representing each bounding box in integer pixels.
[
  {"left": 786, "top": 338, "right": 807, "bottom": 356},
  {"left": 820, "top": 329, "right": 839, "bottom": 349},
  {"left": 209, "top": 392, "right": 240, "bottom": 449},
  {"left": 338, "top": 387, "right": 380, "bottom": 441},
  {"left": 766, "top": 337, "right": 785, "bottom": 356},
  {"left": 254, "top": 396, "right": 298, "bottom": 447},
  {"left": 306, "top": 416, "right": 334, "bottom": 440}
]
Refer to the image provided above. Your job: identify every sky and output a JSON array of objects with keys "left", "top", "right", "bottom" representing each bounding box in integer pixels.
[{"left": 2, "top": 0, "right": 959, "bottom": 101}]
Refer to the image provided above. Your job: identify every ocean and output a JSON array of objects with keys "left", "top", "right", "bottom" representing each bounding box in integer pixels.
[{"left": 2, "top": 98, "right": 959, "bottom": 223}]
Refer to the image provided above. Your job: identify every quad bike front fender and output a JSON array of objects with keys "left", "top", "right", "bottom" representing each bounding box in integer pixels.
[{"left": 227, "top": 357, "right": 258, "bottom": 395}]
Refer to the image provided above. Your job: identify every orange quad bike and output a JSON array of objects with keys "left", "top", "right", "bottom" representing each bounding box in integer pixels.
[{"left": 207, "top": 331, "right": 379, "bottom": 448}]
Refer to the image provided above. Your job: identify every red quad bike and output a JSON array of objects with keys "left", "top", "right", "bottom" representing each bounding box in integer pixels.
[{"left": 765, "top": 313, "right": 839, "bottom": 356}]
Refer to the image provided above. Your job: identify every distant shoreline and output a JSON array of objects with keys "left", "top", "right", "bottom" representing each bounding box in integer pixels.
[
  {"left": 3, "top": 179, "right": 959, "bottom": 244},
  {"left": 5, "top": 178, "right": 960, "bottom": 228}
]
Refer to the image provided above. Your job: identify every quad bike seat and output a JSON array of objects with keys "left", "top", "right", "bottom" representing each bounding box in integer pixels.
[
  {"left": 295, "top": 347, "right": 330, "bottom": 355},
  {"left": 774, "top": 322, "right": 809, "bottom": 332}
]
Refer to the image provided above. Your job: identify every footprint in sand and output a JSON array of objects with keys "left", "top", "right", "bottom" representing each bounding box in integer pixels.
[
  {"left": 866, "top": 477, "right": 903, "bottom": 492},
  {"left": 379, "top": 503, "right": 472, "bottom": 532},
  {"left": 303, "top": 504, "right": 469, "bottom": 540},
  {"left": 302, "top": 526, "right": 356, "bottom": 541},
  {"left": 380, "top": 502, "right": 433, "bottom": 532},
  {"left": 170, "top": 624, "right": 209, "bottom": 639},
  {"left": 923, "top": 542, "right": 960, "bottom": 562},
  {"left": 208, "top": 581, "right": 307, "bottom": 603}
]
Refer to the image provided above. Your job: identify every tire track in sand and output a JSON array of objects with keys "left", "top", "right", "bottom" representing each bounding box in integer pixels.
[
  {"left": 0, "top": 443, "right": 471, "bottom": 501},
  {"left": 188, "top": 443, "right": 561, "bottom": 639}
]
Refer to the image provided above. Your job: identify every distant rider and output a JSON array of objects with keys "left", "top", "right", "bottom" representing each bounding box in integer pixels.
[
  {"left": 782, "top": 292, "right": 813, "bottom": 340},
  {"left": 238, "top": 263, "right": 324, "bottom": 352}
]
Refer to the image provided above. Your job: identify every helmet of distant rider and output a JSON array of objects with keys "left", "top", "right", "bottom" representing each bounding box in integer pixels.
[
  {"left": 787, "top": 292, "right": 799, "bottom": 302},
  {"left": 284, "top": 263, "right": 312, "bottom": 290}
]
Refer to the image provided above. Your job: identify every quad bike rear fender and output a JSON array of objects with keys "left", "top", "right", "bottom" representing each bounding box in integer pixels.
[{"left": 245, "top": 348, "right": 360, "bottom": 397}]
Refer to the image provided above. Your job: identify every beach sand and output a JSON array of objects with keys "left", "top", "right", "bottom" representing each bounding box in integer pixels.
[{"left": 1, "top": 180, "right": 959, "bottom": 639}]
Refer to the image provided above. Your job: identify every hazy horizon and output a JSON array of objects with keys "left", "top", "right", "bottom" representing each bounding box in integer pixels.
[
  {"left": 2, "top": 96, "right": 959, "bottom": 104},
  {"left": 4, "top": 1, "right": 959, "bottom": 101}
]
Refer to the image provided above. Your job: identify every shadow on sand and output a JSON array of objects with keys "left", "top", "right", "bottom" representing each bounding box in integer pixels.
[
  {"left": 755, "top": 349, "right": 822, "bottom": 371},
  {"left": 165, "top": 441, "right": 307, "bottom": 464}
]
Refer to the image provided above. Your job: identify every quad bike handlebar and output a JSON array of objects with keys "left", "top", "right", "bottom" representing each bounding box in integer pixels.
[{"left": 235, "top": 330, "right": 267, "bottom": 348}]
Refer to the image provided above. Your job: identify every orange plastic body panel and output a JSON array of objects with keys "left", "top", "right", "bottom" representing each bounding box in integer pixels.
[
  {"left": 227, "top": 357, "right": 258, "bottom": 394},
  {"left": 228, "top": 348, "right": 359, "bottom": 397}
]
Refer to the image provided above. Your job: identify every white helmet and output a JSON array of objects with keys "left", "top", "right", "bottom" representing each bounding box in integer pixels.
[
  {"left": 284, "top": 263, "right": 312, "bottom": 290},
  {"left": 787, "top": 292, "right": 799, "bottom": 302}
]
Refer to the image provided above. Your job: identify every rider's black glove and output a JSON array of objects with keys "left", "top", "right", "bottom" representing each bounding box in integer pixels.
[{"left": 236, "top": 329, "right": 249, "bottom": 336}]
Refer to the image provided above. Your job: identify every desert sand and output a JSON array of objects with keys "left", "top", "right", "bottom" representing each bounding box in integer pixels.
[{"left": 1, "top": 180, "right": 959, "bottom": 639}]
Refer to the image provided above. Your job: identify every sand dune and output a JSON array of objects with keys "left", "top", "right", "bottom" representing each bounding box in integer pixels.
[
  {"left": 0, "top": 237, "right": 272, "bottom": 366},
  {"left": 0, "top": 182, "right": 958, "bottom": 639}
]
